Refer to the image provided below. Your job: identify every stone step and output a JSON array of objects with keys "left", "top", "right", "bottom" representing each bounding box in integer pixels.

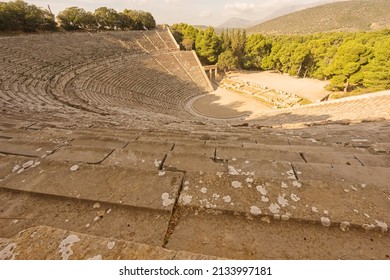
[
  {"left": 0, "top": 188, "right": 171, "bottom": 247},
  {"left": 0, "top": 226, "right": 221, "bottom": 260},
  {"left": 0, "top": 128, "right": 34, "bottom": 140},
  {"left": 71, "top": 136, "right": 128, "bottom": 149},
  {"left": 216, "top": 146, "right": 304, "bottom": 163},
  {"left": 225, "top": 159, "right": 297, "bottom": 180},
  {"left": 292, "top": 163, "right": 390, "bottom": 189},
  {"left": 167, "top": 208, "right": 389, "bottom": 260},
  {"left": 244, "top": 143, "right": 369, "bottom": 155},
  {"left": 177, "top": 172, "right": 389, "bottom": 228},
  {"left": 164, "top": 171, "right": 390, "bottom": 259},
  {"left": 0, "top": 155, "right": 40, "bottom": 179},
  {"left": 301, "top": 152, "right": 362, "bottom": 166},
  {"left": 355, "top": 154, "right": 390, "bottom": 168},
  {"left": 0, "top": 161, "right": 183, "bottom": 212},
  {"left": 0, "top": 139, "right": 60, "bottom": 158},
  {"left": 163, "top": 152, "right": 225, "bottom": 173},
  {"left": 46, "top": 146, "right": 114, "bottom": 164},
  {"left": 102, "top": 149, "right": 167, "bottom": 170}
]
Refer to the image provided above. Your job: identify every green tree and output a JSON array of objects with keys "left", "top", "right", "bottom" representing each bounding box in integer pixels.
[
  {"left": 139, "top": 11, "right": 156, "bottom": 29},
  {"left": 195, "top": 27, "right": 221, "bottom": 64},
  {"left": 171, "top": 23, "right": 199, "bottom": 50},
  {"left": 361, "top": 38, "right": 390, "bottom": 90},
  {"left": 325, "top": 40, "right": 372, "bottom": 92},
  {"left": 79, "top": 12, "right": 97, "bottom": 29},
  {"left": 94, "top": 7, "right": 118, "bottom": 30},
  {"left": 123, "top": 9, "right": 156, "bottom": 30},
  {"left": 116, "top": 12, "right": 133, "bottom": 30},
  {"left": 244, "top": 34, "right": 270, "bottom": 69},
  {"left": 290, "top": 44, "right": 313, "bottom": 77},
  {"left": 57, "top": 6, "right": 87, "bottom": 30},
  {"left": 217, "top": 50, "right": 239, "bottom": 71},
  {"left": 0, "top": 0, "right": 56, "bottom": 32}
]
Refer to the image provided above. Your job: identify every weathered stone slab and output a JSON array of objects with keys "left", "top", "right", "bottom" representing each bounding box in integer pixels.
[
  {"left": 163, "top": 152, "right": 225, "bottom": 173},
  {"left": 370, "top": 143, "right": 390, "bottom": 154},
  {"left": 216, "top": 146, "right": 304, "bottom": 163},
  {"left": 0, "top": 128, "right": 32, "bottom": 140},
  {"left": 172, "top": 144, "right": 215, "bottom": 157},
  {"left": 47, "top": 146, "right": 113, "bottom": 164},
  {"left": 102, "top": 149, "right": 166, "bottom": 170},
  {"left": 168, "top": 139, "right": 207, "bottom": 146},
  {"left": 254, "top": 136, "right": 289, "bottom": 145},
  {"left": 0, "top": 226, "right": 221, "bottom": 260},
  {"left": 125, "top": 141, "right": 174, "bottom": 153},
  {"left": 71, "top": 136, "right": 128, "bottom": 149},
  {"left": 293, "top": 162, "right": 390, "bottom": 188},
  {"left": 224, "top": 159, "right": 297, "bottom": 180},
  {"left": 205, "top": 140, "right": 243, "bottom": 148},
  {"left": 301, "top": 152, "right": 362, "bottom": 166},
  {"left": 71, "top": 128, "right": 141, "bottom": 140},
  {"left": 0, "top": 139, "right": 59, "bottom": 157},
  {"left": 288, "top": 137, "right": 327, "bottom": 147},
  {"left": 244, "top": 143, "right": 333, "bottom": 154},
  {"left": 0, "top": 189, "right": 171, "bottom": 246},
  {"left": 0, "top": 155, "right": 40, "bottom": 179},
  {"left": 355, "top": 154, "right": 390, "bottom": 168},
  {"left": 179, "top": 172, "right": 390, "bottom": 227},
  {"left": 167, "top": 209, "right": 390, "bottom": 260},
  {"left": 0, "top": 161, "right": 183, "bottom": 211}
]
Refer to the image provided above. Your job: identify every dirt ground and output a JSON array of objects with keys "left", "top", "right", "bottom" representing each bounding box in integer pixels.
[
  {"left": 189, "top": 71, "right": 332, "bottom": 119},
  {"left": 229, "top": 71, "right": 331, "bottom": 102},
  {"left": 190, "top": 86, "right": 271, "bottom": 119}
]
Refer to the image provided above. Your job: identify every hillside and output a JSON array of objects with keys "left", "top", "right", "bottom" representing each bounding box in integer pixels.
[
  {"left": 218, "top": 18, "right": 258, "bottom": 29},
  {"left": 247, "top": 0, "right": 390, "bottom": 34}
]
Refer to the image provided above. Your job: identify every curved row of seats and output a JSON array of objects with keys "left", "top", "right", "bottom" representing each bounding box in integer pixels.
[{"left": 0, "top": 29, "right": 208, "bottom": 120}]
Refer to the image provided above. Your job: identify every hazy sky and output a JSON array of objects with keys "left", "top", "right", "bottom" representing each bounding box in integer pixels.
[{"left": 27, "top": 0, "right": 340, "bottom": 26}]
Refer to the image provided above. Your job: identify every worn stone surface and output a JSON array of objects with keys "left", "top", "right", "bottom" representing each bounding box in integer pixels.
[
  {"left": 301, "top": 152, "right": 362, "bottom": 166},
  {"left": 125, "top": 141, "right": 174, "bottom": 153},
  {"left": 293, "top": 162, "right": 390, "bottom": 188},
  {"left": 0, "top": 189, "right": 171, "bottom": 246},
  {"left": 47, "top": 146, "right": 114, "bottom": 164},
  {"left": 0, "top": 160, "right": 183, "bottom": 211},
  {"left": 355, "top": 154, "right": 390, "bottom": 167},
  {"left": 102, "top": 149, "right": 167, "bottom": 170},
  {"left": 0, "top": 139, "right": 60, "bottom": 157},
  {"left": 163, "top": 152, "right": 225, "bottom": 172},
  {"left": 71, "top": 136, "right": 128, "bottom": 149},
  {"left": 178, "top": 172, "right": 390, "bottom": 227},
  {"left": 216, "top": 146, "right": 304, "bottom": 162},
  {"left": 0, "top": 226, "right": 221, "bottom": 260},
  {"left": 167, "top": 209, "right": 390, "bottom": 260}
]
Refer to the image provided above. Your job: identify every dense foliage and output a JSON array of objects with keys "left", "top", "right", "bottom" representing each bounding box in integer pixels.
[
  {"left": 172, "top": 23, "right": 390, "bottom": 93},
  {"left": 57, "top": 7, "right": 156, "bottom": 31},
  {"left": 0, "top": 0, "right": 56, "bottom": 32},
  {"left": 0, "top": 0, "right": 156, "bottom": 32}
]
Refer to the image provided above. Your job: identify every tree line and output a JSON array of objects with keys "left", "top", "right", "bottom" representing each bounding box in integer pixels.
[
  {"left": 0, "top": 0, "right": 156, "bottom": 32},
  {"left": 172, "top": 23, "right": 390, "bottom": 93}
]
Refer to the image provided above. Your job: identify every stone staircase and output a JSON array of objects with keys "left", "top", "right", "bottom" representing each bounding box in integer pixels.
[{"left": 0, "top": 118, "right": 389, "bottom": 260}]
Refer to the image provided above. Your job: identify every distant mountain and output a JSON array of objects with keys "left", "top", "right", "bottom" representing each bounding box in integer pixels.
[
  {"left": 193, "top": 25, "right": 209, "bottom": 30},
  {"left": 247, "top": 0, "right": 390, "bottom": 34},
  {"left": 218, "top": 18, "right": 260, "bottom": 29},
  {"left": 217, "top": 1, "right": 339, "bottom": 29}
]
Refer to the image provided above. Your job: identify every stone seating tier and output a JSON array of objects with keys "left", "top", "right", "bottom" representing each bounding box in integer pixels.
[{"left": 0, "top": 117, "right": 389, "bottom": 260}]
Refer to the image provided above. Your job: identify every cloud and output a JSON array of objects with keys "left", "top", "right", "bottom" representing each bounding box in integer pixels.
[
  {"left": 199, "top": 9, "right": 211, "bottom": 18},
  {"left": 130, "top": 0, "right": 149, "bottom": 4},
  {"left": 223, "top": 1, "right": 295, "bottom": 16},
  {"left": 224, "top": 2, "right": 263, "bottom": 16}
]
